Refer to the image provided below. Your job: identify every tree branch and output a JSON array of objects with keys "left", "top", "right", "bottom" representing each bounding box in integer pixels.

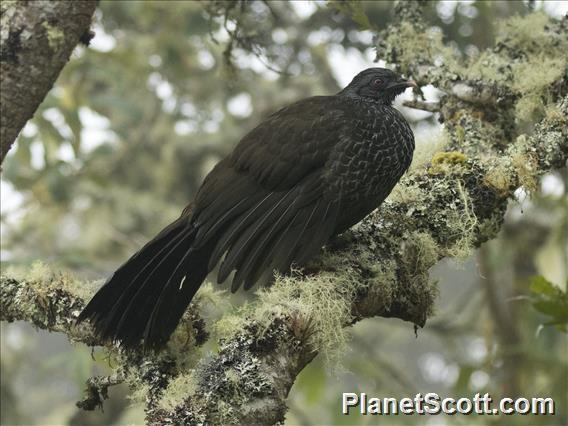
[
  {"left": 76, "top": 373, "right": 126, "bottom": 411},
  {"left": 0, "top": 270, "right": 100, "bottom": 346},
  {"left": 0, "top": 0, "right": 97, "bottom": 162},
  {"left": 402, "top": 99, "right": 440, "bottom": 112}
]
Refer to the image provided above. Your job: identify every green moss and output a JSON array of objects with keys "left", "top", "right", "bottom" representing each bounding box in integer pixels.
[
  {"left": 428, "top": 151, "right": 468, "bottom": 175},
  {"left": 432, "top": 151, "right": 467, "bottom": 165},
  {"left": 42, "top": 21, "right": 65, "bottom": 51}
]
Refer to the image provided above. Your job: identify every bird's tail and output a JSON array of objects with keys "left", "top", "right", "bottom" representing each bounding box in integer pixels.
[{"left": 78, "top": 215, "right": 212, "bottom": 350}]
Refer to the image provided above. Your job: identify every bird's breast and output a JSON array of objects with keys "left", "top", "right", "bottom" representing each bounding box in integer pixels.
[{"left": 326, "top": 103, "right": 415, "bottom": 207}]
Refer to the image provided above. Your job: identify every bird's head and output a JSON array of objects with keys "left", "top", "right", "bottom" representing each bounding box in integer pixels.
[{"left": 340, "top": 68, "right": 417, "bottom": 105}]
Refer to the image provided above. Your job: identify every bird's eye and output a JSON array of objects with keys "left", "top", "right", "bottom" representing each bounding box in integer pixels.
[{"left": 372, "top": 78, "right": 383, "bottom": 88}]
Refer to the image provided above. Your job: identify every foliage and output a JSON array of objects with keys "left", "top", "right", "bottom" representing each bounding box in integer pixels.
[{"left": 530, "top": 275, "right": 568, "bottom": 332}]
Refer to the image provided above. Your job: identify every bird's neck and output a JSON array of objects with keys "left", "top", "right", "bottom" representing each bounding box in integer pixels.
[{"left": 338, "top": 92, "right": 394, "bottom": 108}]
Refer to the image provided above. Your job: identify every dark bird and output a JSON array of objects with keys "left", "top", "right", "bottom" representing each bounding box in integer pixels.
[{"left": 78, "top": 68, "right": 416, "bottom": 350}]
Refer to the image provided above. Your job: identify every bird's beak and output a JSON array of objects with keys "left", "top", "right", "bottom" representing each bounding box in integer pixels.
[{"left": 387, "top": 79, "right": 418, "bottom": 90}]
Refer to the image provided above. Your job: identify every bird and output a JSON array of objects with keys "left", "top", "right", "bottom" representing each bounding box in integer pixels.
[{"left": 78, "top": 68, "right": 416, "bottom": 350}]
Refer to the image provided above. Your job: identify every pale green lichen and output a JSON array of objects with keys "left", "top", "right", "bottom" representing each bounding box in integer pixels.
[
  {"left": 462, "top": 12, "right": 566, "bottom": 125},
  {"left": 513, "top": 56, "right": 566, "bottom": 123},
  {"left": 42, "top": 21, "right": 65, "bottom": 51},
  {"left": 459, "top": 49, "right": 512, "bottom": 84},
  {"left": 389, "top": 178, "right": 426, "bottom": 205},
  {"left": 544, "top": 104, "right": 565, "bottom": 122},
  {"left": 214, "top": 309, "right": 249, "bottom": 341},
  {"left": 256, "top": 267, "right": 360, "bottom": 366},
  {"left": 157, "top": 372, "right": 198, "bottom": 411},
  {"left": 484, "top": 159, "right": 513, "bottom": 196},
  {"left": 0, "top": 0, "right": 18, "bottom": 10},
  {"left": 380, "top": 20, "right": 461, "bottom": 86},
  {"left": 401, "top": 231, "right": 440, "bottom": 278},
  {"left": 2, "top": 261, "right": 100, "bottom": 311},
  {"left": 164, "top": 322, "right": 203, "bottom": 371},
  {"left": 214, "top": 256, "right": 362, "bottom": 367},
  {"left": 444, "top": 179, "right": 479, "bottom": 259},
  {"left": 127, "top": 382, "right": 150, "bottom": 404},
  {"left": 498, "top": 12, "right": 560, "bottom": 55},
  {"left": 362, "top": 258, "right": 398, "bottom": 312},
  {"left": 193, "top": 282, "right": 227, "bottom": 308},
  {"left": 510, "top": 148, "right": 539, "bottom": 194}
]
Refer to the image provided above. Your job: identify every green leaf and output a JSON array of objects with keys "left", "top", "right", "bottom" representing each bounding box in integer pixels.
[
  {"left": 529, "top": 275, "right": 568, "bottom": 333},
  {"left": 533, "top": 300, "right": 568, "bottom": 320},
  {"left": 529, "top": 275, "right": 558, "bottom": 297}
]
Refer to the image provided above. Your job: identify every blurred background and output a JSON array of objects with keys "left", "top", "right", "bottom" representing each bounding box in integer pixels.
[{"left": 1, "top": 1, "right": 566, "bottom": 425}]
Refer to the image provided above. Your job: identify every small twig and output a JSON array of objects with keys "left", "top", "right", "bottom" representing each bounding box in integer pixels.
[
  {"left": 262, "top": 0, "right": 280, "bottom": 21},
  {"left": 450, "top": 81, "right": 515, "bottom": 106},
  {"left": 76, "top": 373, "right": 125, "bottom": 411},
  {"left": 402, "top": 99, "right": 440, "bottom": 112}
]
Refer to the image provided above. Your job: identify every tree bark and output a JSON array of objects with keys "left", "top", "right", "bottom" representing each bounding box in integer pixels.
[{"left": 0, "top": 0, "right": 97, "bottom": 162}]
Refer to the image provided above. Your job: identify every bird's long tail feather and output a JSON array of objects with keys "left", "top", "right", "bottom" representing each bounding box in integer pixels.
[{"left": 78, "top": 216, "right": 212, "bottom": 350}]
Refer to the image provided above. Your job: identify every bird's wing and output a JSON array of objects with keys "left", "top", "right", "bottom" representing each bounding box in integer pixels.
[
  {"left": 190, "top": 96, "right": 350, "bottom": 291},
  {"left": 230, "top": 95, "right": 348, "bottom": 190}
]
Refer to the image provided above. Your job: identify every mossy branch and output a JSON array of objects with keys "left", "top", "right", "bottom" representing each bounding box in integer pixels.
[
  {"left": 1, "top": 2, "right": 567, "bottom": 425},
  {"left": 0, "top": 265, "right": 100, "bottom": 346}
]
